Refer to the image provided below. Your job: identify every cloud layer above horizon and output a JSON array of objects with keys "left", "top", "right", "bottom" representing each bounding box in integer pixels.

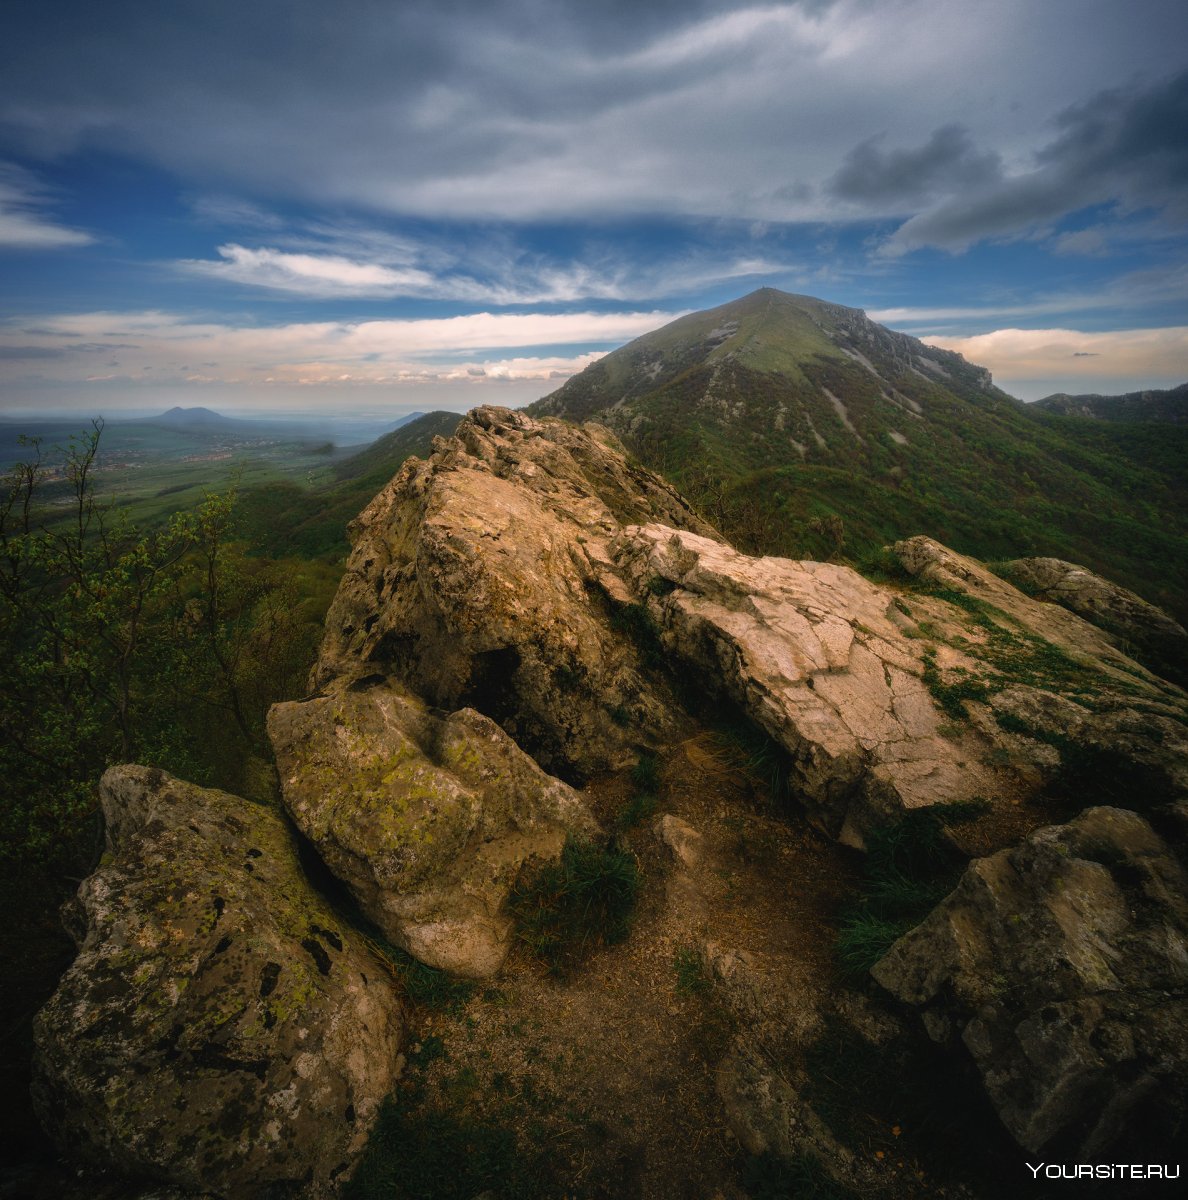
[{"left": 2, "top": 0, "right": 1186, "bottom": 409}]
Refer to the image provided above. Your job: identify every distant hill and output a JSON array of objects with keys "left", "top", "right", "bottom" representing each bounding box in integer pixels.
[
  {"left": 150, "top": 406, "right": 237, "bottom": 430},
  {"left": 1030, "top": 382, "right": 1187, "bottom": 423},
  {"left": 530, "top": 288, "right": 1188, "bottom": 623}
]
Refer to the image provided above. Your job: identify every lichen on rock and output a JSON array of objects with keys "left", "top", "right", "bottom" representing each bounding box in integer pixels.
[
  {"left": 32, "top": 765, "right": 405, "bottom": 1199},
  {"left": 268, "top": 675, "right": 596, "bottom": 978}
]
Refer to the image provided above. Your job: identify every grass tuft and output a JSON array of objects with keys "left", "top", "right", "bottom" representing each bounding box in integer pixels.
[
  {"left": 741, "top": 1151, "right": 858, "bottom": 1200},
  {"left": 835, "top": 808, "right": 967, "bottom": 980},
  {"left": 673, "top": 946, "right": 711, "bottom": 996},
  {"left": 509, "top": 837, "right": 640, "bottom": 976}
]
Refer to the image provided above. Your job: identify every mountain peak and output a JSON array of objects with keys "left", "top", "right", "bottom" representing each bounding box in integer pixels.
[
  {"left": 153, "top": 405, "right": 230, "bottom": 426},
  {"left": 528, "top": 288, "right": 998, "bottom": 430}
]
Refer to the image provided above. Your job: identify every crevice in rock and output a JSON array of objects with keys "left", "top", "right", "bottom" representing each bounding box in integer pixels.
[{"left": 458, "top": 646, "right": 523, "bottom": 728}]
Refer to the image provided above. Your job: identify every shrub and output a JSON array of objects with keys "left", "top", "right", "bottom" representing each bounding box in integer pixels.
[{"left": 742, "top": 1151, "right": 857, "bottom": 1200}]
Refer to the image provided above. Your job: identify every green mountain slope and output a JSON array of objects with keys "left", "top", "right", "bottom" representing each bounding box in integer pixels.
[
  {"left": 529, "top": 289, "right": 1188, "bottom": 623},
  {"left": 236, "top": 411, "right": 462, "bottom": 559},
  {"left": 1030, "top": 382, "right": 1187, "bottom": 423}
]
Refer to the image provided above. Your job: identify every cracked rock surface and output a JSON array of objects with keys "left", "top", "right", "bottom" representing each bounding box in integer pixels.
[{"left": 614, "top": 526, "right": 1186, "bottom": 844}]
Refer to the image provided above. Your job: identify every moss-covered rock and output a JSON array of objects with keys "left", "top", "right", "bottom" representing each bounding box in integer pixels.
[
  {"left": 32, "top": 765, "right": 405, "bottom": 1198},
  {"left": 268, "top": 677, "right": 596, "bottom": 978}
]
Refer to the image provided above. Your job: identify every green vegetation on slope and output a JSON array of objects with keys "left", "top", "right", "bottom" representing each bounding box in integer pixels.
[
  {"left": 0, "top": 428, "right": 324, "bottom": 864},
  {"left": 531, "top": 290, "right": 1188, "bottom": 624},
  {"left": 233, "top": 410, "right": 461, "bottom": 559}
]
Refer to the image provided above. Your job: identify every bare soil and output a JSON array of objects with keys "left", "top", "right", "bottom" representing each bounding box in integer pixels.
[{"left": 396, "top": 731, "right": 862, "bottom": 1199}]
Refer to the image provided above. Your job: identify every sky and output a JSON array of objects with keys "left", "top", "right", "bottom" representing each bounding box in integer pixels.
[{"left": 1, "top": 0, "right": 1186, "bottom": 417}]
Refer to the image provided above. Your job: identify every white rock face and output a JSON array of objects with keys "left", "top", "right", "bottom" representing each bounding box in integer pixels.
[
  {"left": 613, "top": 526, "right": 997, "bottom": 842},
  {"left": 613, "top": 527, "right": 1187, "bottom": 844},
  {"left": 1003, "top": 555, "right": 1188, "bottom": 685}
]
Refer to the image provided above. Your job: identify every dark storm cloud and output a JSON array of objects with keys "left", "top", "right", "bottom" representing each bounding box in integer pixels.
[
  {"left": 885, "top": 69, "right": 1188, "bottom": 254},
  {"left": 828, "top": 126, "right": 1001, "bottom": 206},
  {"left": 0, "top": 345, "right": 64, "bottom": 360},
  {"left": 1, "top": 1, "right": 1186, "bottom": 234}
]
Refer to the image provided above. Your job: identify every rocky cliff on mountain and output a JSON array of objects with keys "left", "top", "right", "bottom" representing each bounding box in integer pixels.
[
  {"left": 527, "top": 289, "right": 1188, "bottom": 629},
  {"left": 311, "top": 405, "right": 713, "bottom": 778},
  {"left": 33, "top": 766, "right": 404, "bottom": 1199}
]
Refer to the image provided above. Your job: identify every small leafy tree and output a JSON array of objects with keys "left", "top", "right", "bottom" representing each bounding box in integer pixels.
[{"left": 0, "top": 423, "right": 319, "bottom": 865}]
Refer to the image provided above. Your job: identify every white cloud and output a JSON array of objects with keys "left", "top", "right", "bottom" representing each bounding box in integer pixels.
[
  {"left": 922, "top": 325, "right": 1188, "bottom": 398},
  {"left": 0, "top": 307, "right": 681, "bottom": 388},
  {"left": 181, "top": 243, "right": 438, "bottom": 296},
  {"left": 0, "top": 163, "right": 93, "bottom": 249},
  {"left": 172, "top": 219, "right": 798, "bottom": 303}
]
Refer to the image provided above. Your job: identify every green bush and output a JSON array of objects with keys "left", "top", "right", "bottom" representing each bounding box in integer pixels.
[
  {"left": 343, "top": 1095, "right": 554, "bottom": 1200},
  {"left": 509, "top": 837, "right": 640, "bottom": 975}
]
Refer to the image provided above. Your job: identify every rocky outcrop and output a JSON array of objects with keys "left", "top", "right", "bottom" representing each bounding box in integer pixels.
[
  {"left": 1001, "top": 555, "right": 1188, "bottom": 685},
  {"left": 267, "top": 676, "right": 595, "bottom": 978},
  {"left": 872, "top": 806, "right": 1188, "bottom": 1157},
  {"left": 33, "top": 766, "right": 404, "bottom": 1199},
  {"left": 312, "top": 405, "right": 713, "bottom": 779},
  {"left": 614, "top": 525, "right": 998, "bottom": 843},
  {"left": 296, "top": 410, "right": 1185, "bottom": 853},
  {"left": 613, "top": 526, "right": 1187, "bottom": 844},
  {"left": 1002, "top": 557, "right": 1185, "bottom": 644}
]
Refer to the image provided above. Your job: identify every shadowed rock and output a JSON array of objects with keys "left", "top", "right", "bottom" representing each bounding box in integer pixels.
[
  {"left": 32, "top": 765, "right": 405, "bottom": 1199},
  {"left": 872, "top": 806, "right": 1188, "bottom": 1157}
]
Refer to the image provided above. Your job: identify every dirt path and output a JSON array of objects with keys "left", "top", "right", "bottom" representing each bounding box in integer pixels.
[{"left": 391, "top": 731, "right": 861, "bottom": 1199}]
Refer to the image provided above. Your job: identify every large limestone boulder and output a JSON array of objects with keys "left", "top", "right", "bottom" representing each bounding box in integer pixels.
[
  {"left": 872, "top": 806, "right": 1188, "bottom": 1157},
  {"left": 268, "top": 677, "right": 595, "bottom": 978},
  {"left": 311, "top": 405, "right": 713, "bottom": 778},
  {"left": 612, "top": 526, "right": 1187, "bottom": 843},
  {"left": 613, "top": 524, "right": 997, "bottom": 842},
  {"left": 33, "top": 766, "right": 405, "bottom": 1199}
]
